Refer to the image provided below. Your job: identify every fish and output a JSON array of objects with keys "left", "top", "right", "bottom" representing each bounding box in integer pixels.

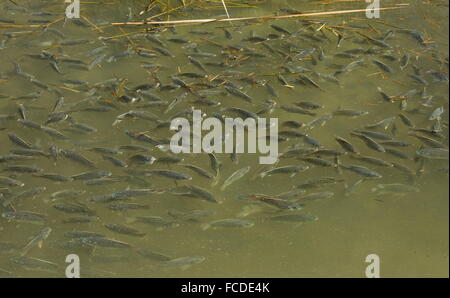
[
  {"left": 220, "top": 166, "right": 251, "bottom": 191},
  {"left": 281, "top": 105, "right": 316, "bottom": 116},
  {"left": 1, "top": 210, "right": 47, "bottom": 224},
  {"left": 81, "top": 237, "right": 131, "bottom": 249},
  {"left": 224, "top": 86, "right": 253, "bottom": 102},
  {"left": 0, "top": 176, "right": 25, "bottom": 187},
  {"left": 269, "top": 213, "right": 318, "bottom": 223},
  {"left": 10, "top": 148, "right": 49, "bottom": 157},
  {"left": 409, "top": 133, "right": 446, "bottom": 148},
  {"left": 2, "top": 186, "right": 46, "bottom": 207},
  {"left": 179, "top": 164, "right": 214, "bottom": 179},
  {"left": 259, "top": 165, "right": 309, "bottom": 178},
  {"left": 351, "top": 132, "right": 385, "bottom": 152},
  {"left": 144, "top": 170, "right": 192, "bottom": 180},
  {"left": 201, "top": 219, "right": 254, "bottom": 230},
  {"left": 50, "top": 189, "right": 86, "bottom": 200},
  {"left": 416, "top": 148, "right": 449, "bottom": 160},
  {"left": 111, "top": 188, "right": 162, "bottom": 199},
  {"left": 20, "top": 227, "right": 52, "bottom": 256},
  {"left": 136, "top": 248, "right": 173, "bottom": 261},
  {"left": 333, "top": 109, "right": 368, "bottom": 117},
  {"left": 186, "top": 185, "right": 219, "bottom": 203},
  {"left": 340, "top": 164, "right": 382, "bottom": 178},
  {"left": 428, "top": 107, "right": 444, "bottom": 121},
  {"left": 295, "top": 192, "right": 334, "bottom": 203},
  {"left": 299, "top": 157, "right": 336, "bottom": 167},
  {"left": 349, "top": 155, "right": 393, "bottom": 167},
  {"left": 53, "top": 202, "right": 95, "bottom": 215},
  {"left": 33, "top": 173, "right": 73, "bottom": 182},
  {"left": 107, "top": 202, "right": 149, "bottom": 211},
  {"left": 335, "top": 136, "right": 358, "bottom": 154},
  {"left": 3, "top": 165, "right": 42, "bottom": 173},
  {"left": 64, "top": 231, "right": 106, "bottom": 239},
  {"left": 156, "top": 256, "right": 205, "bottom": 269},
  {"left": 7, "top": 133, "right": 34, "bottom": 149},
  {"left": 250, "top": 195, "right": 303, "bottom": 210},
  {"left": 104, "top": 224, "right": 146, "bottom": 237},
  {"left": 296, "top": 177, "right": 344, "bottom": 189},
  {"left": 168, "top": 209, "right": 215, "bottom": 222},
  {"left": 71, "top": 171, "right": 112, "bottom": 180},
  {"left": 12, "top": 256, "right": 58, "bottom": 272},
  {"left": 133, "top": 216, "right": 179, "bottom": 228},
  {"left": 353, "top": 130, "right": 393, "bottom": 140},
  {"left": 372, "top": 183, "right": 420, "bottom": 194},
  {"left": 372, "top": 59, "right": 395, "bottom": 73},
  {"left": 398, "top": 113, "right": 415, "bottom": 127},
  {"left": 60, "top": 149, "right": 96, "bottom": 168}
]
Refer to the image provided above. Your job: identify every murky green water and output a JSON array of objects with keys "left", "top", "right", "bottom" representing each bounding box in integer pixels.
[{"left": 0, "top": 0, "right": 448, "bottom": 278}]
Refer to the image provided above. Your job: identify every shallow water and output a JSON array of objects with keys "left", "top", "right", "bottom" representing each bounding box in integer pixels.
[{"left": 0, "top": 0, "right": 448, "bottom": 277}]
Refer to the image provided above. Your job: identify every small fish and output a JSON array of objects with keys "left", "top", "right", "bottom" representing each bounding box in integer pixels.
[
  {"left": 202, "top": 219, "right": 254, "bottom": 230},
  {"left": 168, "top": 209, "right": 215, "bottom": 222},
  {"left": 33, "top": 173, "right": 72, "bottom": 182},
  {"left": 71, "top": 171, "right": 112, "bottom": 180},
  {"left": 372, "top": 59, "right": 395, "bottom": 73},
  {"left": 108, "top": 202, "right": 149, "bottom": 211},
  {"left": 62, "top": 216, "right": 99, "bottom": 224},
  {"left": 104, "top": 223, "right": 146, "bottom": 237},
  {"left": 416, "top": 148, "right": 448, "bottom": 160},
  {"left": 12, "top": 256, "right": 58, "bottom": 272},
  {"left": 340, "top": 164, "right": 382, "bottom": 178},
  {"left": 0, "top": 176, "right": 24, "bottom": 187},
  {"left": 299, "top": 157, "right": 335, "bottom": 167},
  {"left": 133, "top": 216, "right": 179, "bottom": 228},
  {"left": 20, "top": 227, "right": 52, "bottom": 256},
  {"left": 295, "top": 192, "right": 334, "bottom": 203},
  {"left": 398, "top": 113, "right": 415, "bottom": 127},
  {"left": 269, "top": 213, "right": 318, "bottom": 223},
  {"left": 220, "top": 166, "right": 251, "bottom": 191},
  {"left": 103, "top": 155, "right": 128, "bottom": 168},
  {"left": 40, "top": 126, "right": 68, "bottom": 139},
  {"left": 136, "top": 248, "right": 173, "bottom": 261},
  {"left": 399, "top": 53, "right": 410, "bottom": 70},
  {"left": 372, "top": 183, "right": 420, "bottom": 194},
  {"left": 335, "top": 136, "right": 358, "bottom": 154},
  {"left": 351, "top": 132, "right": 385, "bottom": 152},
  {"left": 179, "top": 164, "right": 214, "bottom": 179},
  {"left": 251, "top": 195, "right": 303, "bottom": 210},
  {"left": 260, "top": 165, "right": 309, "bottom": 178},
  {"left": 60, "top": 149, "right": 96, "bottom": 168},
  {"left": 281, "top": 105, "right": 316, "bottom": 116},
  {"left": 1, "top": 210, "right": 47, "bottom": 224},
  {"left": 225, "top": 86, "right": 253, "bottom": 102},
  {"left": 409, "top": 133, "right": 446, "bottom": 148},
  {"left": 2, "top": 186, "right": 46, "bottom": 207},
  {"left": 50, "top": 189, "right": 86, "bottom": 200},
  {"left": 156, "top": 256, "right": 205, "bottom": 269},
  {"left": 186, "top": 185, "right": 219, "bottom": 203},
  {"left": 53, "top": 202, "right": 95, "bottom": 215},
  {"left": 365, "top": 117, "right": 395, "bottom": 130},
  {"left": 187, "top": 56, "right": 207, "bottom": 72},
  {"left": 428, "top": 107, "right": 444, "bottom": 121},
  {"left": 333, "top": 109, "right": 368, "bottom": 117},
  {"left": 8, "top": 133, "right": 34, "bottom": 149},
  {"left": 10, "top": 149, "right": 49, "bottom": 157},
  {"left": 353, "top": 130, "right": 392, "bottom": 140},
  {"left": 145, "top": 170, "right": 192, "bottom": 180},
  {"left": 81, "top": 237, "right": 131, "bottom": 249},
  {"left": 349, "top": 155, "right": 393, "bottom": 167}
]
